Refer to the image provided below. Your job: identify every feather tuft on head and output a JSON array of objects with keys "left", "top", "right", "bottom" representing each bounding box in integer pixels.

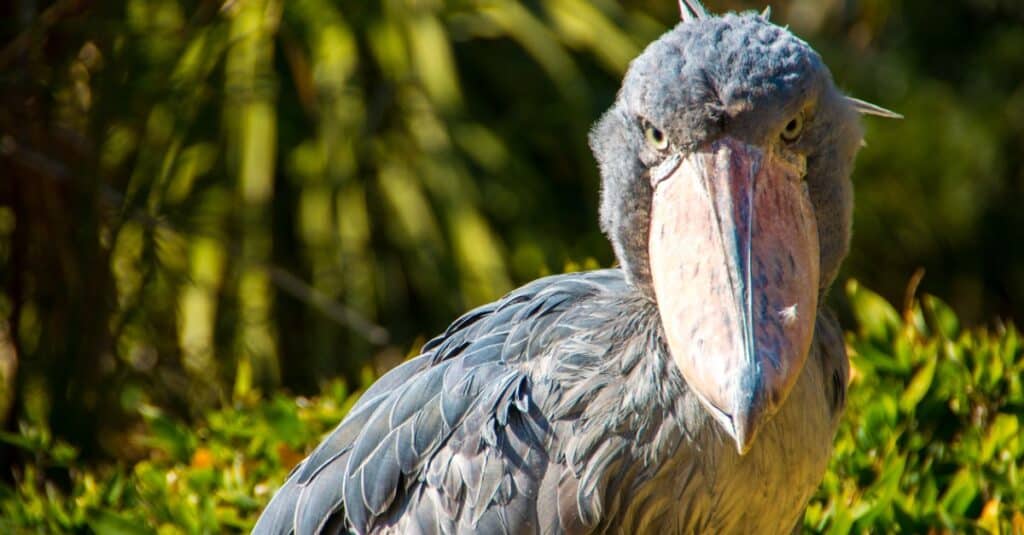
[
  {"left": 847, "top": 96, "right": 904, "bottom": 119},
  {"left": 679, "top": 0, "right": 708, "bottom": 22}
]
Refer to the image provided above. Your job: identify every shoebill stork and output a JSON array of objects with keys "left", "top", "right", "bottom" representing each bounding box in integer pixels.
[{"left": 254, "top": 1, "right": 900, "bottom": 533}]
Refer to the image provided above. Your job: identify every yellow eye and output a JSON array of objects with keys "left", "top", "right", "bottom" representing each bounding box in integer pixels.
[
  {"left": 781, "top": 113, "right": 804, "bottom": 142},
  {"left": 643, "top": 121, "right": 669, "bottom": 151}
]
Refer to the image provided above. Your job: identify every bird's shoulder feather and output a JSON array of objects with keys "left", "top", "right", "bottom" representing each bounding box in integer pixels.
[{"left": 253, "top": 269, "right": 630, "bottom": 534}]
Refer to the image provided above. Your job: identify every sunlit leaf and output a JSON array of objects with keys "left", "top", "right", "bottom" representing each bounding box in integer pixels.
[
  {"left": 899, "top": 355, "right": 937, "bottom": 414},
  {"left": 924, "top": 294, "right": 960, "bottom": 340},
  {"left": 940, "top": 469, "right": 978, "bottom": 516},
  {"left": 847, "top": 279, "right": 901, "bottom": 342}
]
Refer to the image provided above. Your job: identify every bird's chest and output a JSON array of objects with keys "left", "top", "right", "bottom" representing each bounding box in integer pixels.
[
  {"left": 611, "top": 351, "right": 840, "bottom": 534},
  {"left": 700, "top": 393, "right": 836, "bottom": 534}
]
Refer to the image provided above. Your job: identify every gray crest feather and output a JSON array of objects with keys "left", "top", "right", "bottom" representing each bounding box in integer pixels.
[
  {"left": 847, "top": 96, "right": 904, "bottom": 118},
  {"left": 678, "top": 0, "right": 708, "bottom": 22}
]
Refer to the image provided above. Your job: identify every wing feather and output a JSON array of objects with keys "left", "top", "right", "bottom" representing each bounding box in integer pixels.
[{"left": 253, "top": 270, "right": 627, "bottom": 534}]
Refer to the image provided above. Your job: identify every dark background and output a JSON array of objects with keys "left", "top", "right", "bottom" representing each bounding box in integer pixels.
[{"left": 1, "top": 0, "right": 1022, "bottom": 462}]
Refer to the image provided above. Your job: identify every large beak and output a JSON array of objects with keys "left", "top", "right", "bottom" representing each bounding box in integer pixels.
[{"left": 648, "top": 136, "right": 819, "bottom": 455}]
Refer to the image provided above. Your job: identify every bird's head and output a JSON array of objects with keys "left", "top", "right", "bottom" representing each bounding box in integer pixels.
[{"left": 591, "top": 1, "right": 899, "bottom": 454}]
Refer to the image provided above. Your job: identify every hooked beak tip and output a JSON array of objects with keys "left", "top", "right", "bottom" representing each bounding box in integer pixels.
[{"left": 729, "top": 388, "right": 769, "bottom": 455}]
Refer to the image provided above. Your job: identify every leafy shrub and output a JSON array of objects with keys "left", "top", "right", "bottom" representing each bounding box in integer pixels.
[
  {"left": 0, "top": 382, "right": 359, "bottom": 534},
  {"left": 806, "top": 281, "right": 1024, "bottom": 533},
  {"left": 2, "top": 282, "right": 1022, "bottom": 533}
]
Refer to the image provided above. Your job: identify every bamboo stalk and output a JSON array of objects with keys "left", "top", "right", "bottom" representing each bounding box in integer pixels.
[{"left": 226, "top": 0, "right": 282, "bottom": 397}]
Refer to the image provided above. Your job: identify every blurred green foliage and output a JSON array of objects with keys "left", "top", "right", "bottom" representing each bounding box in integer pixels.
[
  {"left": 1, "top": 0, "right": 664, "bottom": 459},
  {"left": 807, "top": 282, "right": 1024, "bottom": 533},
  {"left": 0, "top": 381, "right": 358, "bottom": 534},
  {"left": 1, "top": 284, "right": 1022, "bottom": 533},
  {"left": 1, "top": 0, "right": 1023, "bottom": 529}
]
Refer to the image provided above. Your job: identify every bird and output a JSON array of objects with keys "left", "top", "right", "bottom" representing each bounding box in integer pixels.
[{"left": 253, "top": 1, "right": 901, "bottom": 533}]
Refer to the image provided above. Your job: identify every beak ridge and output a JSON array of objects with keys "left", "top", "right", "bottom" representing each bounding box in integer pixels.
[{"left": 648, "top": 137, "right": 819, "bottom": 454}]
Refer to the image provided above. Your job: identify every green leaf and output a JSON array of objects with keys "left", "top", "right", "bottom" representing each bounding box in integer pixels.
[
  {"left": 847, "top": 279, "right": 901, "bottom": 342},
  {"left": 262, "top": 397, "right": 303, "bottom": 447},
  {"left": 139, "top": 405, "right": 194, "bottom": 463},
  {"left": 900, "top": 356, "right": 938, "bottom": 414},
  {"left": 88, "top": 510, "right": 153, "bottom": 535},
  {"left": 923, "top": 294, "right": 960, "bottom": 339},
  {"left": 0, "top": 429, "right": 41, "bottom": 452},
  {"left": 980, "top": 413, "right": 1019, "bottom": 464},
  {"left": 940, "top": 469, "right": 979, "bottom": 516}
]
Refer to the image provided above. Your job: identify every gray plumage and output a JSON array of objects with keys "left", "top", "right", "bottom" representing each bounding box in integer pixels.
[{"left": 254, "top": 4, "right": 878, "bottom": 534}]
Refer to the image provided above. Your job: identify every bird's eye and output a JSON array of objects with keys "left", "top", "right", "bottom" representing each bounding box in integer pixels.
[
  {"left": 643, "top": 121, "right": 669, "bottom": 151},
  {"left": 781, "top": 114, "right": 804, "bottom": 143}
]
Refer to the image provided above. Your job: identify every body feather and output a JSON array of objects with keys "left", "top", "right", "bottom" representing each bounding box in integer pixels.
[{"left": 253, "top": 269, "right": 847, "bottom": 534}]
